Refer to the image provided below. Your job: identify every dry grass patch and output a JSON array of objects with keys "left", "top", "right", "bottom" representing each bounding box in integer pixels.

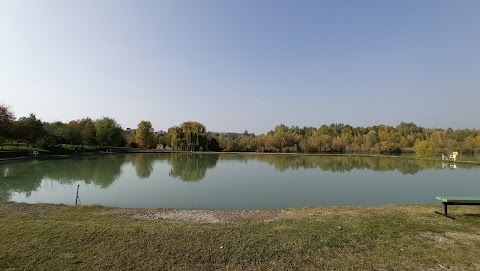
[{"left": 421, "top": 231, "right": 480, "bottom": 248}]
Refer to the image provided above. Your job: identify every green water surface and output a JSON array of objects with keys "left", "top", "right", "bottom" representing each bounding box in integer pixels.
[{"left": 1, "top": 153, "right": 479, "bottom": 209}]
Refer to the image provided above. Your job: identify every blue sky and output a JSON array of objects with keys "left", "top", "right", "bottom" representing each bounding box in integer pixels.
[{"left": 1, "top": 0, "right": 479, "bottom": 134}]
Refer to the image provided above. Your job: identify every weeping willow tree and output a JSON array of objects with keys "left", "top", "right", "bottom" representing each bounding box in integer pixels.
[{"left": 169, "top": 122, "right": 219, "bottom": 152}]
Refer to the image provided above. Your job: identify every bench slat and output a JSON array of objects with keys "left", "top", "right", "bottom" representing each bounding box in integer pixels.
[{"left": 436, "top": 197, "right": 480, "bottom": 203}]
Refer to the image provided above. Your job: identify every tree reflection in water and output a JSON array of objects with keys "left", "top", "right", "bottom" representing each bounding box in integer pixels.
[
  {"left": 168, "top": 153, "right": 219, "bottom": 182},
  {"left": 128, "top": 154, "right": 156, "bottom": 179},
  {"left": 0, "top": 155, "right": 126, "bottom": 198},
  {"left": 124, "top": 153, "right": 220, "bottom": 181},
  {"left": 251, "top": 155, "right": 441, "bottom": 175},
  {"left": 0, "top": 153, "right": 477, "bottom": 199}
]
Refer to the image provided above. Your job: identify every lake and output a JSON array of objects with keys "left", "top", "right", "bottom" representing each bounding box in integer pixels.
[{"left": 1, "top": 153, "right": 479, "bottom": 209}]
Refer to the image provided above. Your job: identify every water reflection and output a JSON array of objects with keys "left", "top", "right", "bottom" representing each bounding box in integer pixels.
[
  {"left": 124, "top": 153, "right": 220, "bottom": 181},
  {"left": 168, "top": 153, "right": 219, "bottom": 182},
  {"left": 128, "top": 154, "right": 155, "bottom": 179},
  {"left": 0, "top": 153, "right": 478, "bottom": 201},
  {"left": 251, "top": 155, "right": 443, "bottom": 175},
  {"left": 0, "top": 156, "right": 125, "bottom": 192},
  {"left": 442, "top": 162, "right": 457, "bottom": 169}
]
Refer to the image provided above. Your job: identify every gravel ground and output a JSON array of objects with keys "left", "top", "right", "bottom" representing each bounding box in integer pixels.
[
  {"left": 114, "top": 208, "right": 285, "bottom": 223},
  {"left": 0, "top": 202, "right": 285, "bottom": 223},
  {"left": 0, "top": 202, "right": 65, "bottom": 213}
]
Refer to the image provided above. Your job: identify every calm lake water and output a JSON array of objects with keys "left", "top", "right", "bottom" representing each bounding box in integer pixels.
[{"left": 1, "top": 153, "right": 479, "bottom": 209}]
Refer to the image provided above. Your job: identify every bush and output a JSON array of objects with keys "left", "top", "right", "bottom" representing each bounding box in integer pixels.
[
  {"left": 37, "top": 135, "right": 57, "bottom": 149},
  {"left": 414, "top": 141, "right": 436, "bottom": 157},
  {"left": 128, "top": 142, "right": 138, "bottom": 148}
]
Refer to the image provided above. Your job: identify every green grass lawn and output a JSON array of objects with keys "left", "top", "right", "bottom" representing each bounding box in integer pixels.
[{"left": 1, "top": 203, "right": 479, "bottom": 270}]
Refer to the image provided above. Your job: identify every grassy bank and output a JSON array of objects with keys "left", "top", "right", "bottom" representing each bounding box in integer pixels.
[{"left": 1, "top": 203, "right": 479, "bottom": 270}]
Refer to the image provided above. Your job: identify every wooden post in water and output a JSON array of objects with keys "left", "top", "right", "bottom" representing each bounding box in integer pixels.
[{"left": 75, "top": 184, "right": 80, "bottom": 206}]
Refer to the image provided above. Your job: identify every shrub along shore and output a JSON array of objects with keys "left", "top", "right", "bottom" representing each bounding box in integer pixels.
[{"left": 0, "top": 202, "right": 479, "bottom": 270}]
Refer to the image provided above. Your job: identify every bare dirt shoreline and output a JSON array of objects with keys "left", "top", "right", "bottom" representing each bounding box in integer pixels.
[
  {"left": 0, "top": 202, "right": 285, "bottom": 223},
  {"left": 113, "top": 208, "right": 286, "bottom": 223}
]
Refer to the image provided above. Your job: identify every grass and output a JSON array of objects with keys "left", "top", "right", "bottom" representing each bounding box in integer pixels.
[{"left": 1, "top": 203, "right": 479, "bottom": 270}]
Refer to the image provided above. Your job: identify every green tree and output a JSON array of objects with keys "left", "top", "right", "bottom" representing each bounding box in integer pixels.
[
  {"left": 428, "top": 130, "right": 447, "bottom": 150},
  {"left": 95, "top": 117, "right": 125, "bottom": 147},
  {"left": 80, "top": 118, "right": 97, "bottom": 146},
  {"left": 43, "top": 121, "right": 68, "bottom": 146},
  {"left": 414, "top": 140, "right": 436, "bottom": 157},
  {"left": 15, "top": 114, "right": 45, "bottom": 148},
  {"left": 158, "top": 131, "right": 170, "bottom": 149},
  {"left": 169, "top": 126, "right": 185, "bottom": 151},
  {"left": 180, "top": 121, "right": 206, "bottom": 133},
  {"left": 66, "top": 120, "right": 83, "bottom": 145},
  {"left": 167, "top": 122, "right": 219, "bottom": 152},
  {"left": 0, "top": 104, "right": 15, "bottom": 149},
  {"left": 365, "top": 130, "right": 380, "bottom": 151},
  {"left": 135, "top": 121, "right": 156, "bottom": 149}
]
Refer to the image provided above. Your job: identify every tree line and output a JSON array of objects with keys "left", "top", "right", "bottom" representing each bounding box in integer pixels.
[
  {"left": 0, "top": 109, "right": 125, "bottom": 149},
  {"left": 1, "top": 104, "right": 479, "bottom": 156},
  {"left": 217, "top": 123, "right": 480, "bottom": 156}
]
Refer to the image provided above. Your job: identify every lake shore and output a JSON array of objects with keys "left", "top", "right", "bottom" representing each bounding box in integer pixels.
[
  {"left": 2, "top": 149, "right": 480, "bottom": 165},
  {"left": 1, "top": 202, "right": 479, "bottom": 270}
]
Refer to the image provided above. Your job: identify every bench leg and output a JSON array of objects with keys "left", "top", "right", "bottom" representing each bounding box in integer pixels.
[{"left": 435, "top": 203, "right": 455, "bottom": 220}]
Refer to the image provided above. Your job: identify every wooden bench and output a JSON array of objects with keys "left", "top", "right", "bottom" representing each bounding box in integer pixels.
[{"left": 435, "top": 197, "right": 480, "bottom": 219}]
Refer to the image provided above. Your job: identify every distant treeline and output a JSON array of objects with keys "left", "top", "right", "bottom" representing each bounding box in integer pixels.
[
  {"left": 1, "top": 104, "right": 479, "bottom": 156},
  {"left": 215, "top": 123, "right": 480, "bottom": 157}
]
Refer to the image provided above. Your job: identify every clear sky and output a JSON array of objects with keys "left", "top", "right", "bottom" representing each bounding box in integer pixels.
[{"left": 1, "top": 0, "right": 479, "bottom": 134}]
